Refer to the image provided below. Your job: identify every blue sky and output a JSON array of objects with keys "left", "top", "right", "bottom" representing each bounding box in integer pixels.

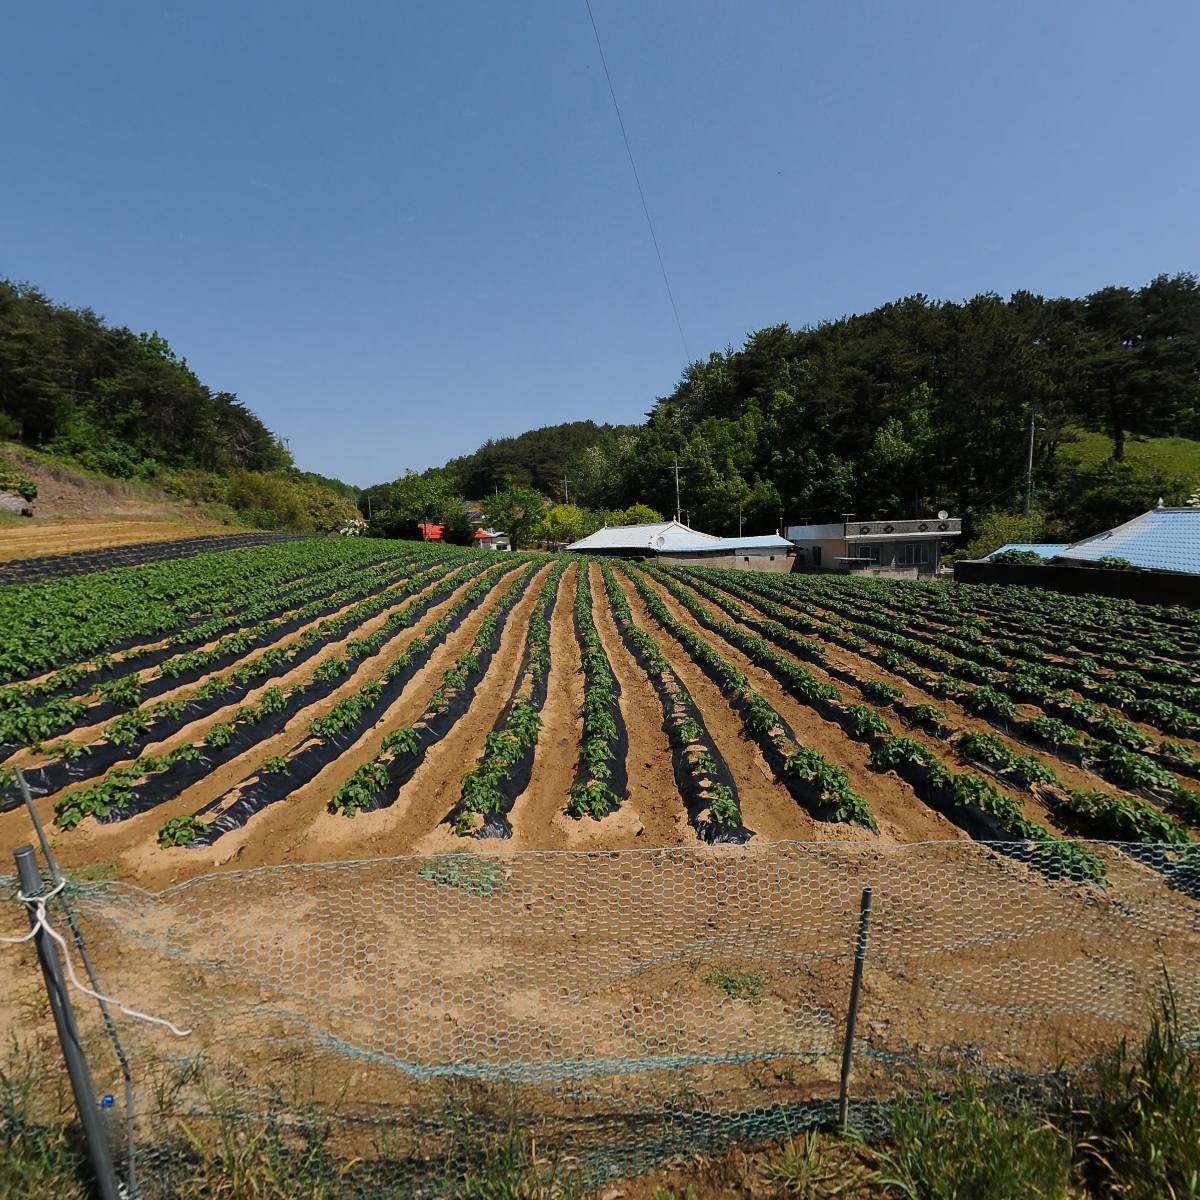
[{"left": 4, "top": 1, "right": 1197, "bottom": 486}]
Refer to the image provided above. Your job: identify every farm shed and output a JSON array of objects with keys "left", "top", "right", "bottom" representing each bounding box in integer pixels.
[
  {"left": 565, "top": 520, "right": 795, "bottom": 571},
  {"left": 785, "top": 516, "right": 961, "bottom": 578}
]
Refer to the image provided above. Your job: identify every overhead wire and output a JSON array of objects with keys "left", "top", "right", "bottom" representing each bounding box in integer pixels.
[{"left": 583, "top": 0, "right": 690, "bottom": 361}]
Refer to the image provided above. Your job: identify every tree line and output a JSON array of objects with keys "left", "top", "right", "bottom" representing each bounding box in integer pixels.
[
  {"left": 366, "top": 274, "right": 1200, "bottom": 545},
  {"left": 0, "top": 279, "right": 359, "bottom": 531}
]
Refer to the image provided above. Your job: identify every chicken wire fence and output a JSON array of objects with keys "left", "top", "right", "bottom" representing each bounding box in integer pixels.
[{"left": 3, "top": 839, "right": 1199, "bottom": 1197}]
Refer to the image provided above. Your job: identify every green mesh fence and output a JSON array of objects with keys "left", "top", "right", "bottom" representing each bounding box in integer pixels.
[{"left": 3, "top": 839, "right": 1199, "bottom": 1197}]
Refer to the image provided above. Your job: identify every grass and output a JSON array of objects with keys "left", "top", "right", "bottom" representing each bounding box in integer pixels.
[
  {"left": 704, "top": 966, "right": 766, "bottom": 1004},
  {"left": 2, "top": 991, "right": 1196, "bottom": 1198},
  {"left": 1059, "top": 428, "right": 1200, "bottom": 479},
  {"left": 63, "top": 861, "right": 118, "bottom": 883},
  {"left": 418, "top": 853, "right": 506, "bottom": 897}
]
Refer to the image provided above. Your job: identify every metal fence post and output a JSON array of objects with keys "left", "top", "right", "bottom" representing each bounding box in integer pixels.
[
  {"left": 14, "top": 845, "right": 121, "bottom": 1200},
  {"left": 15, "top": 766, "right": 138, "bottom": 1198},
  {"left": 837, "top": 886, "right": 873, "bottom": 1131}
]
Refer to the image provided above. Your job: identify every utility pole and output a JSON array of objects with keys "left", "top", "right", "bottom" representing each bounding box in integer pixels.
[
  {"left": 1024, "top": 412, "right": 1038, "bottom": 516},
  {"left": 738, "top": 502, "right": 743, "bottom": 537},
  {"left": 561, "top": 474, "right": 572, "bottom": 506},
  {"left": 664, "top": 453, "right": 683, "bottom": 523}
]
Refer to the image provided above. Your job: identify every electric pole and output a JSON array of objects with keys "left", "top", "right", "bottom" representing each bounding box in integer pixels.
[
  {"left": 738, "top": 502, "right": 743, "bottom": 537},
  {"left": 1024, "top": 412, "right": 1038, "bottom": 516},
  {"left": 561, "top": 474, "right": 572, "bottom": 506},
  {"left": 665, "top": 453, "right": 683, "bottom": 523}
]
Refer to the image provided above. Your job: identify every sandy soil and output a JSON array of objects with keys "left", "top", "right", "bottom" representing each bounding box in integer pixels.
[
  {"left": 1, "top": 837, "right": 1194, "bottom": 1187},
  {"left": 633, "top": 571, "right": 959, "bottom": 845},
  {"left": 585, "top": 563, "right": 694, "bottom": 847}
]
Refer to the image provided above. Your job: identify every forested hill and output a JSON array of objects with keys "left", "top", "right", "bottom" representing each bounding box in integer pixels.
[
  {"left": 446, "top": 421, "right": 635, "bottom": 499},
  {"left": 0, "top": 279, "right": 359, "bottom": 531},
  {"left": 389, "top": 274, "right": 1200, "bottom": 543}
]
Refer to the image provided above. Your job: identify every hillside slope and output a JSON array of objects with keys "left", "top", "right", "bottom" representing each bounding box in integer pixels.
[{"left": 0, "top": 445, "right": 244, "bottom": 561}]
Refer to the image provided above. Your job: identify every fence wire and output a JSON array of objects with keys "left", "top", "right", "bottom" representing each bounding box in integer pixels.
[{"left": 3, "top": 839, "right": 1199, "bottom": 1196}]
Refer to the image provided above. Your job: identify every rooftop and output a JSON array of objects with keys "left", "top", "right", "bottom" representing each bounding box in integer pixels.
[
  {"left": 669, "top": 534, "right": 794, "bottom": 553},
  {"left": 1057, "top": 507, "right": 1200, "bottom": 575},
  {"left": 565, "top": 520, "right": 721, "bottom": 553}
]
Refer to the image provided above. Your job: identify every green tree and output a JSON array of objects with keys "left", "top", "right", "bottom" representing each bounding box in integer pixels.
[
  {"left": 540, "top": 503, "right": 588, "bottom": 546},
  {"left": 483, "top": 481, "right": 546, "bottom": 550},
  {"left": 957, "top": 510, "right": 1048, "bottom": 560},
  {"left": 371, "top": 469, "right": 464, "bottom": 538}
]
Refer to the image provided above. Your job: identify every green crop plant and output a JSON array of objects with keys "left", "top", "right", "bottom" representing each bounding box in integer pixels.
[
  {"left": 157, "top": 814, "right": 209, "bottom": 848},
  {"left": 845, "top": 703, "right": 892, "bottom": 738},
  {"left": 1059, "top": 789, "right": 1191, "bottom": 844}
]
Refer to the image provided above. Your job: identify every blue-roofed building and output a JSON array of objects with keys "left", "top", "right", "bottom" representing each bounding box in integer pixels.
[{"left": 1056, "top": 506, "right": 1200, "bottom": 575}]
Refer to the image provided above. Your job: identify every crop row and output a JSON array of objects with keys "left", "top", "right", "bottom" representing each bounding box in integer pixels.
[
  {"left": 451, "top": 560, "right": 570, "bottom": 834},
  {"left": 49, "top": 558, "right": 506, "bottom": 832},
  {"left": 644, "top": 565, "right": 1105, "bottom": 880},
  {"left": 598, "top": 561, "right": 746, "bottom": 840},
  {"left": 174, "top": 559, "right": 533, "bottom": 846},
  {"left": 0, "top": 537, "right": 423, "bottom": 683},
  {"left": 776, "top": 575, "right": 1200, "bottom": 730},
  {"left": 0, "top": 550, "right": 434, "bottom": 752},
  {"left": 686, "top": 567, "right": 1200, "bottom": 825},
  {"left": 326, "top": 561, "right": 542, "bottom": 826},
  {"left": 566, "top": 564, "right": 628, "bottom": 819},
  {"left": 621, "top": 564, "right": 878, "bottom": 831},
  {"left": 8, "top": 557, "right": 463, "bottom": 811}
]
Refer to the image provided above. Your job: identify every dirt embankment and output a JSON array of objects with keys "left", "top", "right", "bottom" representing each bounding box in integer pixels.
[{"left": 0, "top": 445, "right": 238, "bottom": 561}]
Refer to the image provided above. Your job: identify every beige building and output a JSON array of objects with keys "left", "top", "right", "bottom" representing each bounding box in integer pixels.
[{"left": 786, "top": 517, "right": 961, "bottom": 578}]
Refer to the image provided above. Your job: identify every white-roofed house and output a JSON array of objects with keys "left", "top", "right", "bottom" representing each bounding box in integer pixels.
[{"left": 564, "top": 520, "right": 796, "bottom": 572}]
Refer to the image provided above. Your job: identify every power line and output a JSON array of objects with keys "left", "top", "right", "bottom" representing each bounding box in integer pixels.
[{"left": 583, "top": 0, "right": 689, "bottom": 361}]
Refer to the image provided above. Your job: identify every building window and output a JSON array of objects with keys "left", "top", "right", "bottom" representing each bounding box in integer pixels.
[
  {"left": 857, "top": 544, "right": 880, "bottom": 565},
  {"left": 897, "top": 541, "right": 932, "bottom": 566},
  {"left": 769, "top": 555, "right": 775, "bottom": 561}
]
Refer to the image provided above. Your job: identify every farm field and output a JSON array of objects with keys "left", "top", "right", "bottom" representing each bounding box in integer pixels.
[{"left": 0, "top": 536, "right": 1198, "bottom": 888}]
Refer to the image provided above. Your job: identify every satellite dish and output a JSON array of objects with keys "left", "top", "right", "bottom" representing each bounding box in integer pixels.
[
  {"left": 655, "top": 535, "right": 666, "bottom": 549},
  {"left": 937, "top": 509, "right": 949, "bottom": 521}
]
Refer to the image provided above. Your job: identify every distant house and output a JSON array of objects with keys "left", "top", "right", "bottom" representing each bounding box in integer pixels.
[
  {"left": 417, "top": 521, "right": 445, "bottom": 542},
  {"left": 564, "top": 520, "right": 795, "bottom": 572},
  {"left": 786, "top": 516, "right": 962, "bottom": 578},
  {"left": 474, "top": 528, "right": 511, "bottom": 551}
]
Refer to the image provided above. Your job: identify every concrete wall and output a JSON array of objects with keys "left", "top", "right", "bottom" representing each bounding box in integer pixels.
[
  {"left": 954, "top": 559, "right": 1200, "bottom": 608},
  {"left": 791, "top": 537, "right": 846, "bottom": 570},
  {"left": 662, "top": 549, "right": 795, "bottom": 573}
]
